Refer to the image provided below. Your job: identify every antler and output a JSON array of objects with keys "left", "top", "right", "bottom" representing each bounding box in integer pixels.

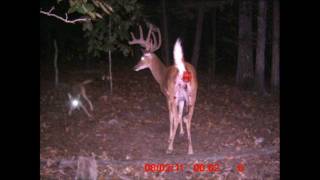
[{"left": 128, "top": 23, "right": 162, "bottom": 53}]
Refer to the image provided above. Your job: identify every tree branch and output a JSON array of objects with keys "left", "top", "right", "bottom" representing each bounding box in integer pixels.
[{"left": 40, "top": 7, "right": 90, "bottom": 24}]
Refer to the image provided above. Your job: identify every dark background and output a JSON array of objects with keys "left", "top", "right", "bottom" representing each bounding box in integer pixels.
[{"left": 40, "top": 0, "right": 277, "bottom": 89}]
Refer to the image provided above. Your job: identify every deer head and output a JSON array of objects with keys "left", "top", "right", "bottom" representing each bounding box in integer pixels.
[{"left": 128, "top": 23, "right": 162, "bottom": 72}]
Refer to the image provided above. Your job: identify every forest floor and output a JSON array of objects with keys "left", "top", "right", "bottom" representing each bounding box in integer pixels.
[{"left": 40, "top": 61, "right": 279, "bottom": 180}]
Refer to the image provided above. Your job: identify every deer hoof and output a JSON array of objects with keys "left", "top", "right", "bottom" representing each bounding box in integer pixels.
[
  {"left": 166, "top": 149, "right": 173, "bottom": 154},
  {"left": 183, "top": 117, "right": 188, "bottom": 124},
  {"left": 179, "top": 130, "right": 184, "bottom": 136}
]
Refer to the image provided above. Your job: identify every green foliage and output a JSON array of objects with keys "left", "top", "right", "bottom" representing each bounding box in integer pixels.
[
  {"left": 84, "top": 0, "right": 142, "bottom": 58},
  {"left": 61, "top": 0, "right": 142, "bottom": 58},
  {"left": 68, "top": 3, "right": 95, "bottom": 14},
  {"left": 67, "top": 0, "right": 105, "bottom": 20}
]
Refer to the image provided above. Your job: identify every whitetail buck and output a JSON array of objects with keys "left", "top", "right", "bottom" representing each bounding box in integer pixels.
[{"left": 129, "top": 24, "right": 198, "bottom": 154}]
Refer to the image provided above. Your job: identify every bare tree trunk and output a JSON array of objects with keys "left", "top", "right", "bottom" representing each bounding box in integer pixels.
[
  {"left": 161, "top": 0, "right": 170, "bottom": 65},
  {"left": 236, "top": 0, "right": 254, "bottom": 88},
  {"left": 108, "top": 52, "right": 112, "bottom": 95},
  {"left": 271, "top": 0, "right": 280, "bottom": 94},
  {"left": 108, "top": 17, "right": 113, "bottom": 95},
  {"left": 210, "top": 8, "right": 217, "bottom": 83},
  {"left": 191, "top": 5, "right": 204, "bottom": 69},
  {"left": 255, "top": 0, "right": 267, "bottom": 94},
  {"left": 53, "top": 39, "right": 59, "bottom": 87}
]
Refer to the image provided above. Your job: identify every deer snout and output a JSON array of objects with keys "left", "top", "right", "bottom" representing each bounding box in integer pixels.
[
  {"left": 133, "top": 61, "right": 147, "bottom": 71},
  {"left": 133, "top": 64, "right": 140, "bottom": 71}
]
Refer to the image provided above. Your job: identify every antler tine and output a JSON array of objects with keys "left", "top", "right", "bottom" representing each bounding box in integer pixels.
[
  {"left": 150, "top": 31, "right": 157, "bottom": 52},
  {"left": 128, "top": 23, "right": 161, "bottom": 52},
  {"left": 129, "top": 32, "right": 137, "bottom": 44},
  {"left": 138, "top": 25, "right": 144, "bottom": 41},
  {"left": 154, "top": 27, "right": 162, "bottom": 51},
  {"left": 149, "top": 27, "right": 162, "bottom": 52},
  {"left": 146, "top": 23, "right": 154, "bottom": 51},
  {"left": 128, "top": 25, "right": 147, "bottom": 48}
]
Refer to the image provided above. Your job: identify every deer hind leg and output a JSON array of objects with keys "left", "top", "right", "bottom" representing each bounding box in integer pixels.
[
  {"left": 179, "top": 100, "right": 185, "bottom": 136},
  {"left": 81, "top": 87, "right": 94, "bottom": 111},
  {"left": 79, "top": 102, "right": 93, "bottom": 118},
  {"left": 184, "top": 103, "right": 195, "bottom": 155},
  {"left": 166, "top": 101, "right": 181, "bottom": 154},
  {"left": 167, "top": 101, "right": 174, "bottom": 143}
]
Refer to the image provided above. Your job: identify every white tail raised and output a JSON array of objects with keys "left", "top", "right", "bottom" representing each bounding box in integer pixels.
[
  {"left": 173, "top": 39, "right": 185, "bottom": 74},
  {"left": 129, "top": 24, "right": 198, "bottom": 155}
]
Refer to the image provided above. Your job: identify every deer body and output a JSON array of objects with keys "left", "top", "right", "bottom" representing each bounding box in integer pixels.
[{"left": 129, "top": 24, "right": 197, "bottom": 154}]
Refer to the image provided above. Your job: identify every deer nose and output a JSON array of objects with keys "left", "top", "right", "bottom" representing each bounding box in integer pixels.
[
  {"left": 133, "top": 64, "right": 140, "bottom": 71},
  {"left": 133, "top": 61, "right": 143, "bottom": 71}
]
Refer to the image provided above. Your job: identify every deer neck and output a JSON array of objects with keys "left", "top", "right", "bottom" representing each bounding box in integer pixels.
[{"left": 149, "top": 54, "right": 167, "bottom": 87}]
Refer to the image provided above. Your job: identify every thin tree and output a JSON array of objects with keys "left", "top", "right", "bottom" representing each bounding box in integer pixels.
[
  {"left": 53, "top": 39, "right": 59, "bottom": 86},
  {"left": 236, "top": 0, "right": 254, "bottom": 88},
  {"left": 209, "top": 8, "right": 217, "bottom": 83},
  {"left": 271, "top": 0, "right": 280, "bottom": 94},
  {"left": 108, "top": 17, "right": 113, "bottom": 95},
  {"left": 191, "top": 5, "right": 205, "bottom": 69},
  {"left": 255, "top": 0, "right": 268, "bottom": 94},
  {"left": 161, "top": 0, "right": 169, "bottom": 65}
]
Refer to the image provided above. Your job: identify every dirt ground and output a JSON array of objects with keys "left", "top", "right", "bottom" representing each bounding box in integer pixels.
[{"left": 40, "top": 61, "right": 280, "bottom": 179}]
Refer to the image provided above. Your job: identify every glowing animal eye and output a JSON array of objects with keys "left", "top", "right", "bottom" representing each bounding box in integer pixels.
[{"left": 72, "top": 100, "right": 79, "bottom": 107}]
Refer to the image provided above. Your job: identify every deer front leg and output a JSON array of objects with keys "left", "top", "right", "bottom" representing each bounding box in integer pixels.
[
  {"left": 79, "top": 103, "right": 93, "bottom": 118},
  {"left": 68, "top": 108, "right": 73, "bottom": 116}
]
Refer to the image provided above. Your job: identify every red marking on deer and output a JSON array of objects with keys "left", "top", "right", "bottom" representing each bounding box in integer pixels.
[{"left": 183, "top": 70, "right": 192, "bottom": 82}]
